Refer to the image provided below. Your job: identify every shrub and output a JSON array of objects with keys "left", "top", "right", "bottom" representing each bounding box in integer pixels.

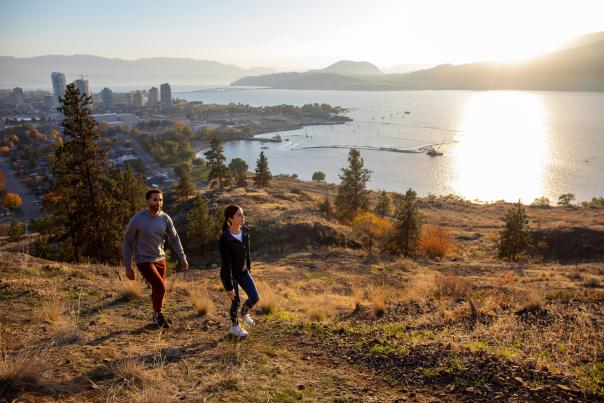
[
  {"left": 498, "top": 200, "right": 529, "bottom": 261},
  {"left": 418, "top": 225, "right": 456, "bottom": 258}
]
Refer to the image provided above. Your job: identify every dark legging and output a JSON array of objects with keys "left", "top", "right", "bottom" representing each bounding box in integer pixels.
[
  {"left": 137, "top": 260, "right": 167, "bottom": 313},
  {"left": 230, "top": 270, "right": 260, "bottom": 326}
]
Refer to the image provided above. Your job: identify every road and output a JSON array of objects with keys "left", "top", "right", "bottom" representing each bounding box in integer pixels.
[
  {"left": 114, "top": 133, "right": 176, "bottom": 182},
  {"left": 0, "top": 157, "right": 41, "bottom": 221}
]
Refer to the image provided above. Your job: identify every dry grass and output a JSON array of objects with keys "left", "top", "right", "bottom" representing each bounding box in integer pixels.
[
  {"left": 418, "top": 225, "right": 457, "bottom": 259},
  {"left": 255, "top": 282, "right": 281, "bottom": 314},
  {"left": 432, "top": 274, "right": 472, "bottom": 300},
  {"left": 368, "top": 285, "right": 387, "bottom": 316},
  {"left": 0, "top": 345, "right": 51, "bottom": 393},
  {"left": 40, "top": 299, "right": 64, "bottom": 323},
  {"left": 119, "top": 276, "right": 145, "bottom": 300},
  {"left": 109, "top": 358, "right": 152, "bottom": 386},
  {"left": 190, "top": 285, "right": 215, "bottom": 317}
]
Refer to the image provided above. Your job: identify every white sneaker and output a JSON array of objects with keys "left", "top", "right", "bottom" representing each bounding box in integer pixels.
[
  {"left": 242, "top": 313, "right": 255, "bottom": 327},
  {"left": 228, "top": 324, "right": 248, "bottom": 338}
]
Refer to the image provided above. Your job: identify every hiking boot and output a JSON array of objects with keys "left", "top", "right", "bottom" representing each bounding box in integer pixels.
[
  {"left": 228, "top": 324, "right": 248, "bottom": 338},
  {"left": 153, "top": 313, "right": 172, "bottom": 328},
  {"left": 242, "top": 313, "right": 255, "bottom": 327}
]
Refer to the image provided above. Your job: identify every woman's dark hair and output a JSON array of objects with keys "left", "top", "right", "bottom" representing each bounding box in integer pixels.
[{"left": 222, "top": 205, "right": 242, "bottom": 232}]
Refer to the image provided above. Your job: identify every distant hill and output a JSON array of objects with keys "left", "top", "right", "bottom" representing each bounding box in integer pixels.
[
  {"left": 233, "top": 39, "right": 604, "bottom": 91},
  {"left": 560, "top": 31, "right": 604, "bottom": 50},
  {"left": 0, "top": 55, "right": 275, "bottom": 88},
  {"left": 381, "top": 63, "right": 434, "bottom": 74},
  {"left": 320, "top": 60, "right": 381, "bottom": 75}
]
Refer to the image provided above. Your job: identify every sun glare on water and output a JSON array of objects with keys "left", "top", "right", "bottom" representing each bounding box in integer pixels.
[{"left": 451, "top": 91, "right": 548, "bottom": 202}]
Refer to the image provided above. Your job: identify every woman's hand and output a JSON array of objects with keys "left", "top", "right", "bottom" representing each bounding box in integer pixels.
[{"left": 226, "top": 290, "right": 235, "bottom": 301}]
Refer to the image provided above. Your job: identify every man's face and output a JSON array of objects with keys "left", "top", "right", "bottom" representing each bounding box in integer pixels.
[{"left": 147, "top": 193, "right": 163, "bottom": 213}]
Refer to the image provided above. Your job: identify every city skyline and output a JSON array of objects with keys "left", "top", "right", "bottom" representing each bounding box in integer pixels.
[{"left": 2, "top": 0, "right": 604, "bottom": 71}]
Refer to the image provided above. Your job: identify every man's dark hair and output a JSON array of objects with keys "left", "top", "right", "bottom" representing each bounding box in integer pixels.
[{"left": 146, "top": 189, "right": 163, "bottom": 200}]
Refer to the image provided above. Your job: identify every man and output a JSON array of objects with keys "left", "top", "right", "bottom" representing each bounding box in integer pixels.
[{"left": 123, "top": 189, "right": 189, "bottom": 328}]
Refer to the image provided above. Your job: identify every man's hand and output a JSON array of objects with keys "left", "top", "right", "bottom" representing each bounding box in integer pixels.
[
  {"left": 226, "top": 290, "right": 235, "bottom": 301},
  {"left": 181, "top": 259, "right": 189, "bottom": 272},
  {"left": 125, "top": 267, "right": 135, "bottom": 280}
]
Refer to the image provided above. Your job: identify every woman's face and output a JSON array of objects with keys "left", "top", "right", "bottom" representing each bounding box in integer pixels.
[{"left": 231, "top": 208, "right": 244, "bottom": 227}]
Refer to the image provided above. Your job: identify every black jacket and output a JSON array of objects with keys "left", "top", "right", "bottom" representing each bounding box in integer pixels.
[{"left": 219, "top": 226, "right": 251, "bottom": 292}]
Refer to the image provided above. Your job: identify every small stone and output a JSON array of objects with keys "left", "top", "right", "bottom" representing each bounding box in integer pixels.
[
  {"left": 465, "top": 387, "right": 475, "bottom": 393},
  {"left": 298, "top": 384, "right": 305, "bottom": 390}
]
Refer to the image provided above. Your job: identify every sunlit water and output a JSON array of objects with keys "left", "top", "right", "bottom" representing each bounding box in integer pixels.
[{"left": 181, "top": 89, "right": 604, "bottom": 202}]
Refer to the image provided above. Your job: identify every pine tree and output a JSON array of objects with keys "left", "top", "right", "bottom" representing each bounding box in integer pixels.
[
  {"left": 375, "top": 190, "right": 392, "bottom": 217},
  {"left": 44, "top": 83, "right": 117, "bottom": 262},
  {"left": 229, "top": 158, "right": 248, "bottom": 187},
  {"left": 204, "top": 138, "right": 228, "bottom": 188},
  {"left": 335, "top": 148, "right": 371, "bottom": 220},
  {"left": 498, "top": 200, "right": 529, "bottom": 261},
  {"left": 175, "top": 164, "right": 195, "bottom": 200},
  {"left": 392, "top": 188, "right": 423, "bottom": 257},
  {"left": 254, "top": 151, "right": 271, "bottom": 188},
  {"left": 186, "top": 194, "right": 220, "bottom": 255},
  {"left": 8, "top": 219, "right": 24, "bottom": 245}
]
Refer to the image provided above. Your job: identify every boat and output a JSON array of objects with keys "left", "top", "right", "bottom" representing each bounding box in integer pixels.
[
  {"left": 261, "top": 145, "right": 269, "bottom": 150},
  {"left": 427, "top": 148, "right": 443, "bottom": 157}
]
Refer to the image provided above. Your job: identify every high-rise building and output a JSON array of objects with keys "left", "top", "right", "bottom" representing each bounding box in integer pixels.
[
  {"left": 160, "top": 83, "right": 172, "bottom": 108},
  {"left": 51, "top": 72, "right": 66, "bottom": 102},
  {"left": 147, "top": 87, "right": 160, "bottom": 107},
  {"left": 100, "top": 88, "right": 113, "bottom": 109},
  {"left": 74, "top": 78, "right": 91, "bottom": 98},
  {"left": 132, "top": 91, "right": 145, "bottom": 108},
  {"left": 12, "top": 87, "right": 25, "bottom": 108}
]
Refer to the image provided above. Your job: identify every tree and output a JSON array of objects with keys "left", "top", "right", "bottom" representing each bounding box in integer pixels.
[
  {"left": 43, "top": 83, "right": 120, "bottom": 263},
  {"left": 8, "top": 219, "right": 25, "bottom": 245},
  {"left": 558, "top": 193, "right": 575, "bottom": 207},
  {"left": 352, "top": 211, "right": 393, "bottom": 253},
  {"left": 335, "top": 149, "right": 371, "bottom": 220},
  {"left": 392, "top": 188, "right": 423, "bottom": 257},
  {"left": 204, "top": 138, "right": 228, "bottom": 188},
  {"left": 254, "top": 151, "right": 271, "bottom": 188},
  {"left": 186, "top": 194, "right": 220, "bottom": 255},
  {"left": 312, "top": 171, "right": 326, "bottom": 182},
  {"left": 0, "top": 170, "right": 6, "bottom": 193},
  {"left": 319, "top": 194, "right": 333, "bottom": 218},
  {"left": 375, "top": 190, "right": 392, "bottom": 217},
  {"left": 229, "top": 158, "right": 248, "bottom": 187},
  {"left": 498, "top": 200, "right": 529, "bottom": 261},
  {"left": 175, "top": 164, "right": 195, "bottom": 200},
  {"left": 3, "top": 193, "right": 22, "bottom": 210}
]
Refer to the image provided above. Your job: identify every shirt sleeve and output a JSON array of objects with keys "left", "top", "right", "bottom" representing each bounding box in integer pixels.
[
  {"left": 219, "top": 235, "right": 234, "bottom": 292},
  {"left": 165, "top": 215, "right": 187, "bottom": 261},
  {"left": 123, "top": 216, "right": 138, "bottom": 271}
]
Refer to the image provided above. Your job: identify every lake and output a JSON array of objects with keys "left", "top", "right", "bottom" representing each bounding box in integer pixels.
[{"left": 182, "top": 88, "right": 604, "bottom": 203}]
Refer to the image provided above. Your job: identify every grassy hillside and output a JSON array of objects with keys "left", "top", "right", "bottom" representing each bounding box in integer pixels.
[{"left": 2, "top": 177, "right": 603, "bottom": 401}]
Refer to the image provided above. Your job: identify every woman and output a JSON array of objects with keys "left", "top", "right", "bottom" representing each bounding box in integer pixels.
[{"left": 219, "top": 205, "right": 260, "bottom": 337}]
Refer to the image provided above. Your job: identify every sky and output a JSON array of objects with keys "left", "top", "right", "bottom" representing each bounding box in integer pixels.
[{"left": 1, "top": 0, "right": 603, "bottom": 70}]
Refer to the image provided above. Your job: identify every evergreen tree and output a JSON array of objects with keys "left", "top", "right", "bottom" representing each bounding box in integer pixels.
[
  {"left": 229, "top": 158, "right": 248, "bottom": 187},
  {"left": 375, "top": 190, "right": 392, "bottom": 217},
  {"left": 392, "top": 188, "right": 423, "bottom": 257},
  {"left": 204, "top": 138, "right": 228, "bottom": 188},
  {"left": 498, "top": 200, "right": 529, "bottom": 261},
  {"left": 335, "top": 148, "right": 371, "bottom": 220},
  {"left": 44, "top": 84, "right": 117, "bottom": 263},
  {"left": 254, "top": 151, "right": 271, "bottom": 188},
  {"left": 319, "top": 194, "right": 333, "bottom": 218},
  {"left": 186, "top": 194, "right": 220, "bottom": 255},
  {"left": 175, "top": 164, "right": 195, "bottom": 200},
  {"left": 8, "top": 219, "right": 24, "bottom": 245}
]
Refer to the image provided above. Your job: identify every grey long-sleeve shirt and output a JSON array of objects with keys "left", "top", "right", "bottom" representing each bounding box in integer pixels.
[{"left": 122, "top": 209, "right": 186, "bottom": 271}]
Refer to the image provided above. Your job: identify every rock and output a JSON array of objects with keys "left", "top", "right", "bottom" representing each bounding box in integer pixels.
[{"left": 297, "top": 384, "right": 305, "bottom": 390}]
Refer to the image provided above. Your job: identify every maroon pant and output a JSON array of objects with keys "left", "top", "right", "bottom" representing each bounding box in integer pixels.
[{"left": 137, "top": 260, "right": 167, "bottom": 313}]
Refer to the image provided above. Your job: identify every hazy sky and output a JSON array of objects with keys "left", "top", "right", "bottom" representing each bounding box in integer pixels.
[{"left": 2, "top": 0, "right": 603, "bottom": 70}]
